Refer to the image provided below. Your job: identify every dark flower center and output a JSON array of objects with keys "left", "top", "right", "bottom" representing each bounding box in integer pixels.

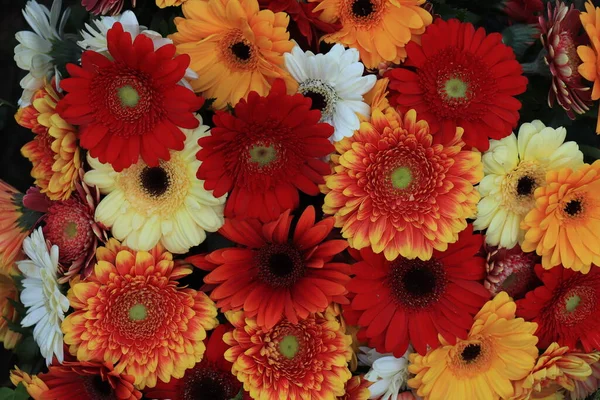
[
  {"left": 461, "top": 344, "right": 481, "bottom": 363},
  {"left": 257, "top": 244, "right": 306, "bottom": 288},
  {"left": 249, "top": 144, "right": 277, "bottom": 167},
  {"left": 352, "top": 0, "right": 374, "bottom": 17},
  {"left": 83, "top": 375, "right": 115, "bottom": 400},
  {"left": 140, "top": 166, "right": 170, "bottom": 197},
  {"left": 388, "top": 258, "right": 448, "bottom": 309},
  {"left": 304, "top": 91, "right": 327, "bottom": 111},
  {"left": 231, "top": 42, "right": 251, "bottom": 61},
  {"left": 564, "top": 199, "right": 582, "bottom": 216},
  {"left": 182, "top": 364, "right": 241, "bottom": 400},
  {"left": 516, "top": 176, "right": 536, "bottom": 196}
]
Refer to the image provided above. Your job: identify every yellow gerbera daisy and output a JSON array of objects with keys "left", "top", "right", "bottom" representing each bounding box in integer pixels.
[
  {"left": 474, "top": 120, "right": 583, "bottom": 249},
  {"left": 312, "top": 0, "right": 432, "bottom": 69},
  {"left": 170, "top": 0, "right": 295, "bottom": 109},
  {"left": 408, "top": 292, "right": 538, "bottom": 400},
  {"left": 83, "top": 115, "right": 226, "bottom": 254}
]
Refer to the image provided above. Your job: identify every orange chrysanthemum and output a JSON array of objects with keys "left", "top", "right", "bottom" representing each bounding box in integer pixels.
[
  {"left": 312, "top": 0, "right": 432, "bottom": 69},
  {"left": 578, "top": 0, "right": 600, "bottom": 133},
  {"left": 521, "top": 161, "right": 600, "bottom": 272},
  {"left": 170, "top": 0, "right": 295, "bottom": 109},
  {"left": 61, "top": 239, "right": 218, "bottom": 389},
  {"left": 10, "top": 357, "right": 142, "bottom": 400},
  {"left": 15, "top": 82, "right": 80, "bottom": 201},
  {"left": 322, "top": 106, "right": 482, "bottom": 261},
  {"left": 0, "top": 274, "right": 22, "bottom": 349},
  {"left": 512, "top": 342, "right": 593, "bottom": 399},
  {"left": 340, "top": 375, "right": 371, "bottom": 400},
  {"left": 0, "top": 181, "right": 36, "bottom": 274},
  {"left": 224, "top": 311, "right": 352, "bottom": 400}
]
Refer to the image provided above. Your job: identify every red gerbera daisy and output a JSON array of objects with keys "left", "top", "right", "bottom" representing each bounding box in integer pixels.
[
  {"left": 517, "top": 264, "right": 600, "bottom": 352},
  {"left": 196, "top": 79, "right": 334, "bottom": 222},
  {"left": 386, "top": 18, "right": 528, "bottom": 151},
  {"left": 345, "top": 225, "right": 489, "bottom": 356},
  {"left": 57, "top": 23, "right": 203, "bottom": 172},
  {"left": 188, "top": 206, "right": 351, "bottom": 329},
  {"left": 258, "top": 0, "right": 341, "bottom": 48},
  {"left": 144, "top": 324, "right": 250, "bottom": 400}
]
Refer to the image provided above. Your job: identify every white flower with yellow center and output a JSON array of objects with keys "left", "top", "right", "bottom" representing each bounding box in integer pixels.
[
  {"left": 84, "top": 115, "right": 226, "bottom": 254},
  {"left": 474, "top": 120, "right": 584, "bottom": 248},
  {"left": 284, "top": 44, "right": 376, "bottom": 142},
  {"left": 17, "top": 227, "right": 69, "bottom": 366}
]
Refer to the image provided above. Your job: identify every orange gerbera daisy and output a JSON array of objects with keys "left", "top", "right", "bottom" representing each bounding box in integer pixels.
[
  {"left": 10, "top": 357, "right": 142, "bottom": 400},
  {"left": 170, "top": 0, "right": 295, "bottom": 109},
  {"left": 225, "top": 311, "right": 352, "bottom": 400},
  {"left": 578, "top": 0, "right": 600, "bottom": 133},
  {"left": 511, "top": 342, "right": 593, "bottom": 399},
  {"left": 521, "top": 161, "right": 600, "bottom": 272},
  {"left": 312, "top": 0, "right": 432, "bottom": 69},
  {"left": 61, "top": 239, "right": 218, "bottom": 389},
  {"left": 15, "top": 82, "right": 80, "bottom": 201},
  {"left": 0, "top": 274, "right": 22, "bottom": 349},
  {"left": 340, "top": 375, "right": 371, "bottom": 400},
  {"left": 322, "top": 106, "right": 482, "bottom": 261}
]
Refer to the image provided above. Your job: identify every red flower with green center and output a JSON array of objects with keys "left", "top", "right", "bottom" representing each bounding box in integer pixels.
[
  {"left": 196, "top": 79, "right": 334, "bottom": 222},
  {"left": 517, "top": 264, "right": 600, "bottom": 352},
  {"left": 188, "top": 206, "right": 350, "bottom": 329},
  {"left": 386, "top": 18, "right": 527, "bottom": 151},
  {"left": 144, "top": 324, "right": 251, "bottom": 400},
  {"left": 345, "top": 225, "right": 489, "bottom": 356},
  {"left": 57, "top": 23, "right": 204, "bottom": 172}
]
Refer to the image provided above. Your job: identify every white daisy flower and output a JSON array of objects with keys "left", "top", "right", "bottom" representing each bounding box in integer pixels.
[
  {"left": 284, "top": 44, "right": 377, "bottom": 142},
  {"left": 84, "top": 115, "right": 227, "bottom": 254},
  {"left": 17, "top": 227, "right": 69, "bottom": 366},
  {"left": 77, "top": 10, "right": 197, "bottom": 88},
  {"left": 14, "top": 0, "right": 69, "bottom": 106},
  {"left": 359, "top": 346, "right": 412, "bottom": 400},
  {"left": 474, "top": 120, "right": 584, "bottom": 248}
]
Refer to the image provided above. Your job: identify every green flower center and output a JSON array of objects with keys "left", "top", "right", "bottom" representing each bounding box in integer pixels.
[
  {"left": 64, "top": 221, "right": 78, "bottom": 239},
  {"left": 390, "top": 167, "right": 412, "bottom": 189},
  {"left": 278, "top": 335, "right": 299, "bottom": 359},
  {"left": 128, "top": 303, "right": 148, "bottom": 321},
  {"left": 249, "top": 145, "right": 277, "bottom": 167},
  {"left": 565, "top": 294, "right": 581, "bottom": 313},
  {"left": 443, "top": 78, "right": 469, "bottom": 99},
  {"left": 118, "top": 85, "right": 140, "bottom": 107}
]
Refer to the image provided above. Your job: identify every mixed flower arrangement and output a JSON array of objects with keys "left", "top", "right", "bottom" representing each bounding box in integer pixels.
[{"left": 3, "top": 0, "right": 600, "bottom": 399}]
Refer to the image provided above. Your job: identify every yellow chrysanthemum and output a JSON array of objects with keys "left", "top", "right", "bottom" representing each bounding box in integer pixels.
[
  {"left": 156, "top": 0, "right": 188, "bottom": 7},
  {"left": 577, "top": 0, "right": 600, "bottom": 133},
  {"left": 0, "top": 274, "right": 22, "bottom": 349},
  {"left": 84, "top": 115, "right": 226, "bottom": 254},
  {"left": 170, "top": 0, "right": 295, "bottom": 109},
  {"left": 312, "top": 0, "right": 432, "bottom": 69},
  {"left": 61, "top": 239, "right": 218, "bottom": 389},
  {"left": 408, "top": 292, "right": 538, "bottom": 400},
  {"left": 521, "top": 160, "right": 600, "bottom": 273},
  {"left": 15, "top": 82, "right": 80, "bottom": 201},
  {"left": 474, "top": 120, "right": 583, "bottom": 249},
  {"left": 511, "top": 342, "right": 593, "bottom": 400}
]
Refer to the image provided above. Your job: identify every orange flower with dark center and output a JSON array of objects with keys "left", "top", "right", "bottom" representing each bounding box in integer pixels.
[
  {"left": 62, "top": 239, "right": 218, "bottom": 389},
  {"left": 224, "top": 311, "right": 352, "bottom": 399},
  {"left": 322, "top": 106, "right": 482, "bottom": 261}
]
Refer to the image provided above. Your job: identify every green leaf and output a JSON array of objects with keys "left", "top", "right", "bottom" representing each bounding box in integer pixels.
[
  {"left": 4, "top": 317, "right": 29, "bottom": 335},
  {"left": 580, "top": 145, "right": 600, "bottom": 161},
  {"left": 0, "top": 383, "right": 30, "bottom": 400},
  {"left": 14, "top": 336, "right": 40, "bottom": 365},
  {"left": 0, "top": 99, "right": 15, "bottom": 108}
]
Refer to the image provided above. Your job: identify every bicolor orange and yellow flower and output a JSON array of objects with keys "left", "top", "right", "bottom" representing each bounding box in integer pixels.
[{"left": 578, "top": 0, "right": 600, "bottom": 133}]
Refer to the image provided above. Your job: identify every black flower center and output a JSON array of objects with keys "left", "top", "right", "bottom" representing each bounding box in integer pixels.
[
  {"left": 516, "top": 176, "right": 536, "bottom": 196},
  {"left": 388, "top": 258, "right": 448, "bottom": 309},
  {"left": 83, "top": 375, "right": 115, "bottom": 400},
  {"left": 461, "top": 344, "right": 481, "bottom": 363},
  {"left": 231, "top": 42, "right": 251, "bottom": 61},
  {"left": 140, "top": 166, "right": 169, "bottom": 197},
  {"left": 352, "top": 0, "right": 374, "bottom": 17},
  {"left": 304, "top": 91, "right": 327, "bottom": 111},
  {"left": 183, "top": 366, "right": 240, "bottom": 400},
  {"left": 564, "top": 200, "right": 582, "bottom": 216},
  {"left": 257, "top": 244, "right": 306, "bottom": 288}
]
